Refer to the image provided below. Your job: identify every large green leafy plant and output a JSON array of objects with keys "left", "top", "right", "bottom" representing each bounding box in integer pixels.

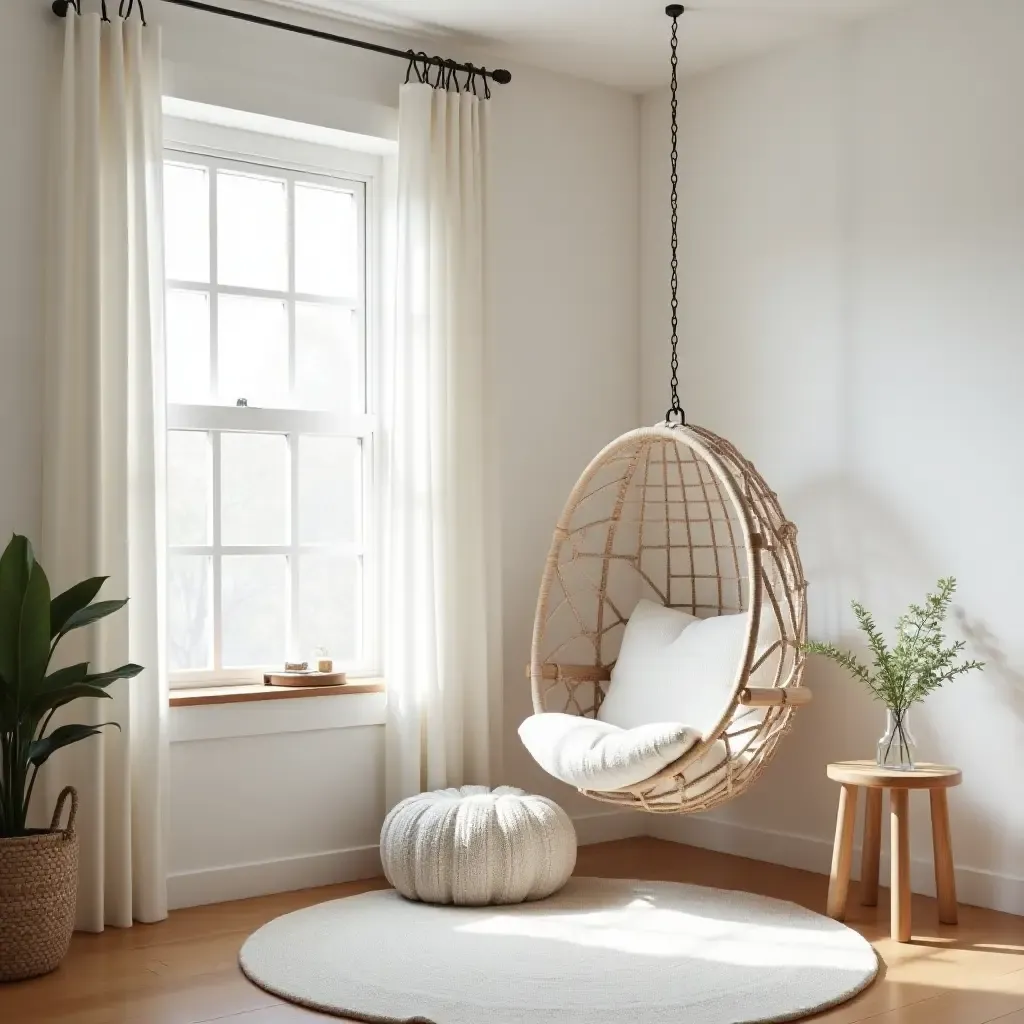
[{"left": 0, "top": 535, "right": 142, "bottom": 838}]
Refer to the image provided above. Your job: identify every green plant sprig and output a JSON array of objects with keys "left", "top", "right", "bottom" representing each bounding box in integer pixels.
[{"left": 803, "top": 577, "right": 984, "bottom": 714}]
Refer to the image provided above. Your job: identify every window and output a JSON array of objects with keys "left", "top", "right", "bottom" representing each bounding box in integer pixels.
[{"left": 163, "top": 133, "right": 376, "bottom": 686}]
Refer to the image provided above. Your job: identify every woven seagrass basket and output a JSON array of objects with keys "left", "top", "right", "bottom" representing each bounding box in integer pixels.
[{"left": 0, "top": 787, "right": 79, "bottom": 982}]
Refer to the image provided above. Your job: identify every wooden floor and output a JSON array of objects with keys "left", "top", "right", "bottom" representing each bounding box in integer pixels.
[{"left": 2, "top": 837, "right": 1023, "bottom": 1023}]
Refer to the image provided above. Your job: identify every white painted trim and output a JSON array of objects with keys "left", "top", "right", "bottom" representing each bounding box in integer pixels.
[
  {"left": 168, "top": 279, "right": 359, "bottom": 308},
  {"left": 167, "top": 809, "right": 642, "bottom": 909},
  {"left": 168, "top": 405, "right": 373, "bottom": 437},
  {"left": 164, "top": 134, "right": 379, "bottom": 687},
  {"left": 165, "top": 804, "right": 1022, "bottom": 915},
  {"left": 648, "top": 815, "right": 1024, "bottom": 918},
  {"left": 170, "top": 542, "right": 363, "bottom": 558},
  {"left": 169, "top": 690, "right": 386, "bottom": 742},
  {"left": 647, "top": 816, "right": 828, "bottom": 876},
  {"left": 573, "top": 810, "right": 647, "bottom": 846},
  {"left": 164, "top": 108, "right": 393, "bottom": 167},
  {"left": 168, "top": 843, "right": 383, "bottom": 910}
]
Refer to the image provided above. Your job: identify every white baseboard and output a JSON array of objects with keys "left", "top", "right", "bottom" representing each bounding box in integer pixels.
[
  {"left": 648, "top": 816, "right": 832, "bottom": 875},
  {"left": 168, "top": 810, "right": 643, "bottom": 909},
  {"left": 168, "top": 809, "right": 1021, "bottom": 917},
  {"left": 573, "top": 809, "right": 647, "bottom": 846},
  {"left": 648, "top": 815, "right": 1024, "bottom": 918},
  {"left": 168, "top": 843, "right": 383, "bottom": 910}
]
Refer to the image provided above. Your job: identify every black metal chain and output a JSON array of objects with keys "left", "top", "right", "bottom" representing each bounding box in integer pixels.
[{"left": 665, "top": 5, "right": 685, "bottom": 426}]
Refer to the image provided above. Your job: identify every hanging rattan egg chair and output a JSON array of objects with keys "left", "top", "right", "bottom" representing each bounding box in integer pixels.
[
  {"left": 522, "top": 6, "right": 811, "bottom": 815},
  {"left": 528, "top": 423, "right": 810, "bottom": 813}
]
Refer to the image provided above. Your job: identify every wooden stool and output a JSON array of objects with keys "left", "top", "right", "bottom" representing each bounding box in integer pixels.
[{"left": 825, "top": 760, "right": 962, "bottom": 943}]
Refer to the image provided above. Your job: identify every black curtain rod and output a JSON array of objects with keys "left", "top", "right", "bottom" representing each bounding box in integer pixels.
[{"left": 52, "top": 0, "right": 513, "bottom": 85}]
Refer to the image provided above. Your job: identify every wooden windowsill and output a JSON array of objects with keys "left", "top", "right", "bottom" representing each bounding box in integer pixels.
[{"left": 169, "top": 679, "right": 386, "bottom": 708}]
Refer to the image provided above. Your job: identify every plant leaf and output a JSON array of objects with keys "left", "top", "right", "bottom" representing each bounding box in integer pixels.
[
  {"left": 27, "top": 722, "right": 119, "bottom": 768},
  {"left": 35, "top": 661, "right": 91, "bottom": 692},
  {"left": 0, "top": 534, "right": 32, "bottom": 693},
  {"left": 85, "top": 663, "right": 145, "bottom": 687},
  {"left": 19, "top": 560, "right": 51, "bottom": 691},
  {"left": 49, "top": 577, "right": 107, "bottom": 639},
  {"left": 57, "top": 599, "right": 129, "bottom": 640},
  {"left": 23, "top": 663, "right": 141, "bottom": 722},
  {"left": 20, "top": 661, "right": 89, "bottom": 714},
  {"left": 36, "top": 684, "right": 115, "bottom": 715}
]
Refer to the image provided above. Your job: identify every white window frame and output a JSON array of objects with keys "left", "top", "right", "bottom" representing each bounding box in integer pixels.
[{"left": 163, "top": 118, "right": 382, "bottom": 689}]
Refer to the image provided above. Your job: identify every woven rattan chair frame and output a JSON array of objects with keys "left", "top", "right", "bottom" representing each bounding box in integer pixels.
[{"left": 529, "top": 424, "right": 809, "bottom": 813}]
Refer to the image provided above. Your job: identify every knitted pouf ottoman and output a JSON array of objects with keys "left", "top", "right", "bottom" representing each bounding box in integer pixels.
[{"left": 380, "top": 786, "right": 577, "bottom": 906}]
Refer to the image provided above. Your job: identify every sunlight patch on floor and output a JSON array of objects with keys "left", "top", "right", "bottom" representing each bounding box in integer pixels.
[{"left": 458, "top": 898, "right": 871, "bottom": 970}]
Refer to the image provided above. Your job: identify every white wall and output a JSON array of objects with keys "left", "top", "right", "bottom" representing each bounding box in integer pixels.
[
  {"left": 641, "top": 0, "right": 1024, "bottom": 914},
  {"left": 167, "top": 692, "right": 388, "bottom": 907},
  {"left": 154, "top": 1, "right": 643, "bottom": 900}
]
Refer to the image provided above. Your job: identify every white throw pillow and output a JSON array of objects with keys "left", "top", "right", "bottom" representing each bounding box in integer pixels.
[
  {"left": 518, "top": 713, "right": 701, "bottom": 792},
  {"left": 598, "top": 599, "right": 779, "bottom": 736}
]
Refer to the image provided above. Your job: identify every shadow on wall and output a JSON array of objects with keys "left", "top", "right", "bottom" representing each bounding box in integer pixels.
[
  {"left": 941, "top": 612, "right": 1024, "bottom": 876},
  {"left": 787, "top": 471, "right": 935, "bottom": 637},
  {"left": 955, "top": 610, "right": 1024, "bottom": 723}
]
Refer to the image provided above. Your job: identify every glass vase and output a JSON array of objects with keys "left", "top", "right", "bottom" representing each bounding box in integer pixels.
[{"left": 876, "top": 708, "right": 917, "bottom": 770}]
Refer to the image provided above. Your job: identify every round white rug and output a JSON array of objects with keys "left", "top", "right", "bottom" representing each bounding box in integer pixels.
[{"left": 240, "top": 877, "right": 878, "bottom": 1024}]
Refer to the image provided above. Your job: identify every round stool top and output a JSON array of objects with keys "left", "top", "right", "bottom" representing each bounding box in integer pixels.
[{"left": 827, "top": 760, "right": 962, "bottom": 790}]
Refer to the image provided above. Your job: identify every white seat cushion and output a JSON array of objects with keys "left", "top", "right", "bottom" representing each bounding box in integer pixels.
[
  {"left": 598, "top": 599, "right": 779, "bottom": 735},
  {"left": 518, "top": 713, "right": 701, "bottom": 791}
]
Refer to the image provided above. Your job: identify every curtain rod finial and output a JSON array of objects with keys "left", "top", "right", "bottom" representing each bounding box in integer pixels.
[
  {"left": 666, "top": 4, "right": 685, "bottom": 17},
  {"left": 492, "top": 68, "right": 512, "bottom": 84},
  {"left": 52, "top": 0, "right": 72, "bottom": 15}
]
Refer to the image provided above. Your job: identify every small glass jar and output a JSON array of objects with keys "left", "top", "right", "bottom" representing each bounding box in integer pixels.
[
  {"left": 314, "top": 646, "right": 333, "bottom": 674},
  {"left": 877, "top": 708, "right": 917, "bottom": 770}
]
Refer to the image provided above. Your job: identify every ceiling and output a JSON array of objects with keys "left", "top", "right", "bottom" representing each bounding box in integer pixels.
[{"left": 261, "top": 0, "right": 907, "bottom": 91}]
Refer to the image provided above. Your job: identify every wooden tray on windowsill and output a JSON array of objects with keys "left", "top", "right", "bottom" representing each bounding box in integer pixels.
[{"left": 263, "top": 670, "right": 348, "bottom": 688}]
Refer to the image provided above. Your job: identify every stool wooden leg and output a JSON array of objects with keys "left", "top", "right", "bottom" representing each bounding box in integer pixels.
[
  {"left": 930, "top": 789, "right": 958, "bottom": 925},
  {"left": 827, "top": 784, "right": 859, "bottom": 920},
  {"left": 860, "top": 787, "right": 882, "bottom": 907},
  {"left": 890, "top": 788, "right": 911, "bottom": 942}
]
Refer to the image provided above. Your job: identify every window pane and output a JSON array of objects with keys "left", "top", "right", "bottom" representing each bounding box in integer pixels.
[
  {"left": 217, "top": 170, "right": 287, "bottom": 290},
  {"left": 222, "top": 555, "right": 287, "bottom": 667},
  {"left": 164, "top": 163, "right": 210, "bottom": 283},
  {"left": 298, "top": 436, "right": 360, "bottom": 545},
  {"left": 298, "top": 554, "right": 359, "bottom": 662},
  {"left": 168, "top": 431, "right": 211, "bottom": 546},
  {"left": 221, "top": 432, "right": 289, "bottom": 546},
  {"left": 295, "top": 183, "right": 357, "bottom": 298},
  {"left": 218, "top": 295, "right": 288, "bottom": 408},
  {"left": 295, "top": 304, "right": 360, "bottom": 411},
  {"left": 168, "top": 555, "right": 212, "bottom": 671},
  {"left": 166, "top": 290, "right": 210, "bottom": 404}
]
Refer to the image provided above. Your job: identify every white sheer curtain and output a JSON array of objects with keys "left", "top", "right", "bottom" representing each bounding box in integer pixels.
[
  {"left": 40, "top": 10, "right": 167, "bottom": 931},
  {"left": 384, "top": 83, "right": 502, "bottom": 806}
]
